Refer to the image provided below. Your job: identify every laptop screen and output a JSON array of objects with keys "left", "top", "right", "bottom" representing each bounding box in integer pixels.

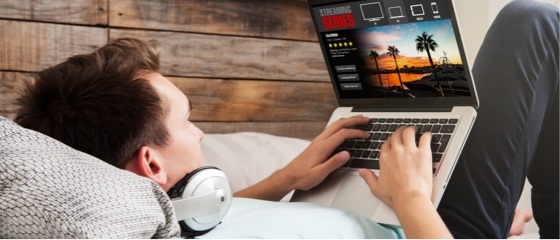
[{"left": 308, "top": 0, "right": 478, "bottom": 109}]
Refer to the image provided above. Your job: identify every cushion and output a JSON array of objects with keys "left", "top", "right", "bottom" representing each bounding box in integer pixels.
[
  {"left": 0, "top": 117, "right": 180, "bottom": 238},
  {"left": 200, "top": 132, "right": 310, "bottom": 200}
]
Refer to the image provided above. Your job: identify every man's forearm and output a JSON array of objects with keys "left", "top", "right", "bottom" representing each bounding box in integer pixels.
[
  {"left": 393, "top": 191, "right": 453, "bottom": 239},
  {"left": 233, "top": 169, "right": 294, "bottom": 201}
]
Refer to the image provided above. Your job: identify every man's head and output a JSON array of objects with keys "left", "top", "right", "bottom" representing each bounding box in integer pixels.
[{"left": 15, "top": 38, "right": 204, "bottom": 190}]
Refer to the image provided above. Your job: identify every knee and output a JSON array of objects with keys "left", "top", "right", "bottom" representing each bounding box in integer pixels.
[
  {"left": 498, "top": 0, "right": 559, "bottom": 30},
  {"left": 491, "top": 1, "right": 559, "bottom": 58}
]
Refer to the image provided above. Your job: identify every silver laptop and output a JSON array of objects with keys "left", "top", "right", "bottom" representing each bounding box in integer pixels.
[{"left": 290, "top": 0, "right": 478, "bottom": 226}]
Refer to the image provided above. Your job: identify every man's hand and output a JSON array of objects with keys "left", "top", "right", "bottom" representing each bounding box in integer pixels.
[
  {"left": 234, "top": 115, "right": 370, "bottom": 201},
  {"left": 359, "top": 126, "right": 453, "bottom": 238},
  {"left": 359, "top": 126, "right": 433, "bottom": 207},
  {"left": 279, "top": 115, "right": 371, "bottom": 191}
]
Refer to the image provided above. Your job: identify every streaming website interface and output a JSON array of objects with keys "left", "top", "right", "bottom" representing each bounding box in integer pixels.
[{"left": 312, "top": 0, "right": 472, "bottom": 99}]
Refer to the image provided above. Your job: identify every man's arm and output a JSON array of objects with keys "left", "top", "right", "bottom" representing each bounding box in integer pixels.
[
  {"left": 360, "top": 126, "right": 452, "bottom": 238},
  {"left": 234, "top": 115, "right": 371, "bottom": 201}
]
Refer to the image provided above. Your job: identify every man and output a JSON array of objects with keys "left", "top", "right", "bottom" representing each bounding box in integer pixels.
[
  {"left": 14, "top": 37, "right": 406, "bottom": 238},
  {"left": 13, "top": 38, "right": 371, "bottom": 201},
  {"left": 10, "top": 38, "right": 529, "bottom": 239}
]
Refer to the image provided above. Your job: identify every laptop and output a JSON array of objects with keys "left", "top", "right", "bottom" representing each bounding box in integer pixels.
[{"left": 290, "top": 0, "right": 479, "bottom": 226}]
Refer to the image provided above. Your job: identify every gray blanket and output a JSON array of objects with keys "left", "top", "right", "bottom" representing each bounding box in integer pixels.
[{"left": 0, "top": 117, "right": 180, "bottom": 238}]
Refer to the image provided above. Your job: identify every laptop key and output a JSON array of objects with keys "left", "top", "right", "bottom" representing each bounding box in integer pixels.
[
  {"left": 432, "top": 153, "right": 443, "bottom": 162},
  {"left": 380, "top": 133, "right": 390, "bottom": 140},
  {"left": 438, "top": 134, "right": 451, "bottom": 152},
  {"left": 362, "top": 150, "right": 372, "bottom": 158},
  {"left": 422, "top": 125, "right": 433, "bottom": 133},
  {"left": 354, "top": 150, "right": 364, "bottom": 157},
  {"left": 371, "top": 151, "right": 380, "bottom": 159},
  {"left": 432, "top": 134, "right": 442, "bottom": 143},
  {"left": 370, "top": 141, "right": 380, "bottom": 149},
  {"left": 440, "top": 125, "right": 455, "bottom": 133},
  {"left": 380, "top": 124, "right": 390, "bottom": 131},
  {"left": 431, "top": 143, "right": 440, "bottom": 152},
  {"left": 348, "top": 159, "right": 380, "bottom": 169},
  {"left": 432, "top": 125, "right": 442, "bottom": 133}
]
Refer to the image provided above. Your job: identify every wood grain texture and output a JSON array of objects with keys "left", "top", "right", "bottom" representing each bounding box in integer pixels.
[
  {"left": 0, "top": 71, "right": 36, "bottom": 120},
  {"left": 109, "top": 0, "right": 316, "bottom": 41},
  {"left": 195, "top": 121, "right": 328, "bottom": 140},
  {"left": 0, "top": 20, "right": 107, "bottom": 72},
  {"left": 168, "top": 77, "right": 337, "bottom": 122},
  {"left": 0, "top": 0, "right": 108, "bottom": 25},
  {"left": 0, "top": 72, "right": 338, "bottom": 139},
  {"left": 0, "top": 0, "right": 338, "bottom": 140},
  {"left": 110, "top": 29, "right": 329, "bottom": 82}
]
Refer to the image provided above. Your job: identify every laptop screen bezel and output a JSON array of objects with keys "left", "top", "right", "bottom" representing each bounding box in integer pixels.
[{"left": 307, "top": 0, "right": 479, "bottom": 110}]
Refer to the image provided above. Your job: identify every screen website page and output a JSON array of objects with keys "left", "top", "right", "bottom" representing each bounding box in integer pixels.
[{"left": 312, "top": 0, "right": 471, "bottom": 99}]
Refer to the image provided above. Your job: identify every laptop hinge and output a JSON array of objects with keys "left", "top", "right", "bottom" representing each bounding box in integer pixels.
[{"left": 351, "top": 106, "right": 454, "bottom": 112}]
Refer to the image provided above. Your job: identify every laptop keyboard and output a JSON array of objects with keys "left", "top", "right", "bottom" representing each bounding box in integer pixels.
[{"left": 335, "top": 118, "right": 458, "bottom": 173}]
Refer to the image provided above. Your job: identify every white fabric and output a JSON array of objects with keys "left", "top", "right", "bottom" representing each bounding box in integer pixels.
[
  {"left": 201, "top": 132, "right": 310, "bottom": 200},
  {"left": 201, "top": 198, "right": 402, "bottom": 239}
]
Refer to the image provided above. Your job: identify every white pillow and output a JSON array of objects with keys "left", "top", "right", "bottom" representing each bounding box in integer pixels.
[{"left": 201, "top": 132, "right": 310, "bottom": 195}]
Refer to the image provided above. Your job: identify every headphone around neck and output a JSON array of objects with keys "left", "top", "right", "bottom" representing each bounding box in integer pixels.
[{"left": 167, "top": 166, "right": 232, "bottom": 238}]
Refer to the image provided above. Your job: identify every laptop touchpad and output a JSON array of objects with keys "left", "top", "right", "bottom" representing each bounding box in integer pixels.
[{"left": 331, "top": 173, "right": 380, "bottom": 218}]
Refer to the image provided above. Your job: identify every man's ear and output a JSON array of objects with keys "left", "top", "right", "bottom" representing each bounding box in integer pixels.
[{"left": 125, "top": 146, "right": 167, "bottom": 186}]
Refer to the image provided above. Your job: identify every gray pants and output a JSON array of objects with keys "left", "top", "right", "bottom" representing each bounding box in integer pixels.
[{"left": 437, "top": 0, "right": 559, "bottom": 238}]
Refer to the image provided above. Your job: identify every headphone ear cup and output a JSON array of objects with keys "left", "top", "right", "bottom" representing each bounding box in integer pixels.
[
  {"left": 181, "top": 168, "right": 232, "bottom": 231},
  {"left": 170, "top": 167, "right": 232, "bottom": 237}
]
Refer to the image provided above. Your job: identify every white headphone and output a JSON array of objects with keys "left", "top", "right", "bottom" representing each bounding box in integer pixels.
[{"left": 167, "top": 166, "right": 232, "bottom": 238}]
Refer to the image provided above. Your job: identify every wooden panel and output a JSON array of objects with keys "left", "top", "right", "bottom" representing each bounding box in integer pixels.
[
  {"left": 0, "top": 71, "right": 35, "bottom": 120},
  {"left": 0, "top": 0, "right": 337, "bottom": 140},
  {"left": 109, "top": 0, "right": 316, "bottom": 41},
  {"left": 110, "top": 29, "right": 329, "bottom": 82},
  {"left": 0, "top": 20, "right": 108, "bottom": 72},
  {"left": 196, "top": 121, "right": 327, "bottom": 140},
  {"left": 0, "top": 0, "right": 108, "bottom": 25},
  {"left": 168, "top": 77, "right": 337, "bottom": 122},
  {"left": 0, "top": 72, "right": 337, "bottom": 139}
]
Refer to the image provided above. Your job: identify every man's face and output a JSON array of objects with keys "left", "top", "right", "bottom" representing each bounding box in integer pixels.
[{"left": 145, "top": 72, "right": 205, "bottom": 191}]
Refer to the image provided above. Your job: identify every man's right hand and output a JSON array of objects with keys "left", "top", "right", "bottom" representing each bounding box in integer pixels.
[{"left": 234, "top": 115, "right": 371, "bottom": 201}]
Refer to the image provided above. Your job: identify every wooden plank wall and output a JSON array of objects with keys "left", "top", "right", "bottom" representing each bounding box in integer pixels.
[{"left": 0, "top": 0, "right": 338, "bottom": 140}]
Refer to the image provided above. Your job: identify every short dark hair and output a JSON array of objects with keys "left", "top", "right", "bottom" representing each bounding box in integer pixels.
[{"left": 15, "top": 38, "right": 170, "bottom": 169}]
